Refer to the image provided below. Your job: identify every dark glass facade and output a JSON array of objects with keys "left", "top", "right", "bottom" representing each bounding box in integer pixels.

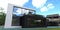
[{"left": 20, "top": 14, "right": 47, "bottom": 28}]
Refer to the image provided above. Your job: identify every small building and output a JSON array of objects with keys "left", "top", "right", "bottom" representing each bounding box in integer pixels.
[{"left": 46, "top": 14, "right": 60, "bottom": 26}]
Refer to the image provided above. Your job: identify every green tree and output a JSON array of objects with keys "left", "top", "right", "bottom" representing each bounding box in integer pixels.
[{"left": 0, "top": 7, "right": 6, "bottom": 26}]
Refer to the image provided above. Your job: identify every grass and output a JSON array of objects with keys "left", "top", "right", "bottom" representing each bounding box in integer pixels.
[{"left": 0, "top": 26, "right": 60, "bottom": 30}]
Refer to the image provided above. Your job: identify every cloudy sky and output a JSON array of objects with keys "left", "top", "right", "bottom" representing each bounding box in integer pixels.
[{"left": 0, "top": 0, "right": 60, "bottom": 16}]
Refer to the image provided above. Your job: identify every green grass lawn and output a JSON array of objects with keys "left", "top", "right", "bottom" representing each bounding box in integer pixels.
[
  {"left": 0, "top": 26, "right": 60, "bottom": 30},
  {"left": 47, "top": 28, "right": 60, "bottom": 30}
]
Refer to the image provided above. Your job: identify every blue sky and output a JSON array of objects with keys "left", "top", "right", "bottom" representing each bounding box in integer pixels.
[
  {"left": 0, "top": 0, "right": 60, "bottom": 16},
  {"left": 22, "top": 0, "right": 60, "bottom": 16}
]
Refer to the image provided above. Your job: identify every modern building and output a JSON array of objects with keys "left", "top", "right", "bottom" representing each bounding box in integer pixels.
[
  {"left": 4, "top": 4, "right": 47, "bottom": 28},
  {"left": 46, "top": 14, "right": 60, "bottom": 26},
  {"left": 20, "top": 13, "right": 47, "bottom": 28}
]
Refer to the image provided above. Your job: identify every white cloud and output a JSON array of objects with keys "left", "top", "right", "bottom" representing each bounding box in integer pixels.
[
  {"left": 0, "top": 0, "right": 8, "bottom": 13},
  {"left": 8, "top": 0, "right": 29, "bottom": 6},
  {"left": 14, "top": 8, "right": 29, "bottom": 15},
  {"left": 16, "top": 8, "right": 22, "bottom": 14},
  {"left": 32, "top": 0, "right": 47, "bottom": 8},
  {"left": 47, "top": 3, "right": 55, "bottom": 9},
  {"left": 0, "top": 0, "right": 29, "bottom": 13},
  {"left": 40, "top": 3, "right": 55, "bottom": 12},
  {"left": 32, "top": 0, "right": 55, "bottom": 12},
  {"left": 25, "top": 10, "right": 29, "bottom": 15},
  {"left": 40, "top": 6, "right": 48, "bottom": 12}
]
